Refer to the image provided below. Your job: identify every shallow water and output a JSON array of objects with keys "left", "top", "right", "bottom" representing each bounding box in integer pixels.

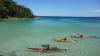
[{"left": 0, "top": 17, "right": 100, "bottom": 56}]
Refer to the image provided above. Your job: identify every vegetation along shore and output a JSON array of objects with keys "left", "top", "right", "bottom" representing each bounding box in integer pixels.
[{"left": 0, "top": 0, "right": 39, "bottom": 21}]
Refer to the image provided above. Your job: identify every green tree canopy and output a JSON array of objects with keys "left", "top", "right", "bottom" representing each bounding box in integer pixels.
[{"left": 0, "top": 0, "right": 34, "bottom": 20}]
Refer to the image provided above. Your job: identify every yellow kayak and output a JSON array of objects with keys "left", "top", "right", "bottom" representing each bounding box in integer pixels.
[{"left": 53, "top": 39, "right": 76, "bottom": 42}]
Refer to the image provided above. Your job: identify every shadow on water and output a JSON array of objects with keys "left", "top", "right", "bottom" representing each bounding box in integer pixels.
[
  {"left": 0, "top": 50, "right": 29, "bottom": 56},
  {"left": 2, "top": 49, "right": 68, "bottom": 56},
  {"left": 0, "top": 55, "right": 3, "bottom": 56},
  {"left": 89, "top": 36, "right": 100, "bottom": 39}
]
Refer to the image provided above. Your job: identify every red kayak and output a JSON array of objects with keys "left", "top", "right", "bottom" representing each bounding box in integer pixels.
[
  {"left": 71, "top": 36, "right": 88, "bottom": 38},
  {"left": 27, "top": 48, "right": 66, "bottom": 52}
]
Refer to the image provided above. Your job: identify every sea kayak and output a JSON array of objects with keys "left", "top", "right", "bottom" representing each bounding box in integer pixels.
[
  {"left": 53, "top": 39, "right": 76, "bottom": 42},
  {"left": 27, "top": 48, "right": 66, "bottom": 52},
  {"left": 71, "top": 36, "right": 88, "bottom": 38}
]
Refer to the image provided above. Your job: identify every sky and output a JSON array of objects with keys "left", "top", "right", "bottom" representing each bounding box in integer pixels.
[{"left": 14, "top": 0, "right": 100, "bottom": 17}]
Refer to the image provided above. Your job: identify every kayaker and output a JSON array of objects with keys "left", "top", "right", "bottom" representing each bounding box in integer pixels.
[
  {"left": 77, "top": 34, "right": 83, "bottom": 38},
  {"left": 45, "top": 44, "right": 50, "bottom": 50},
  {"left": 80, "top": 35, "right": 83, "bottom": 38},
  {"left": 64, "top": 37, "right": 67, "bottom": 40}
]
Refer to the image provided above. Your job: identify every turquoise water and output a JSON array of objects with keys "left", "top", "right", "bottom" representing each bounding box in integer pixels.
[{"left": 0, "top": 17, "right": 100, "bottom": 56}]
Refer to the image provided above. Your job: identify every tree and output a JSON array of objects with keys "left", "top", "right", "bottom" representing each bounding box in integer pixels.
[{"left": 0, "top": 0, "right": 34, "bottom": 20}]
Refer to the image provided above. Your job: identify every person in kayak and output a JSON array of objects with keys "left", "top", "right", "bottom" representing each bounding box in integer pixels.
[
  {"left": 80, "top": 35, "right": 83, "bottom": 38},
  {"left": 45, "top": 44, "right": 50, "bottom": 51},
  {"left": 77, "top": 33, "right": 83, "bottom": 38},
  {"left": 63, "top": 37, "right": 67, "bottom": 40}
]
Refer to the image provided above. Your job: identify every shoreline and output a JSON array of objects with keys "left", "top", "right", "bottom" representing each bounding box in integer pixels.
[{"left": 1, "top": 17, "right": 42, "bottom": 21}]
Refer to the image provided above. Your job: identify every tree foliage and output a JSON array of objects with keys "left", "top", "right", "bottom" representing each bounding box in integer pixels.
[{"left": 0, "top": 0, "right": 34, "bottom": 20}]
